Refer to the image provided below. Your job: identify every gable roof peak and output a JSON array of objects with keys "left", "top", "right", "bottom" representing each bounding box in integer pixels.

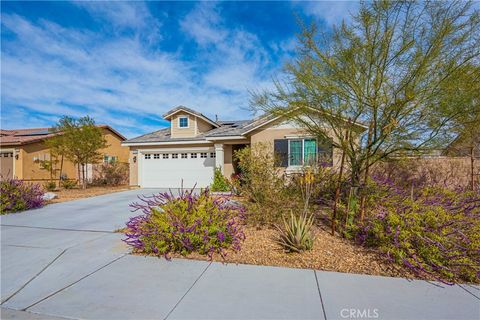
[{"left": 162, "top": 105, "right": 220, "bottom": 127}]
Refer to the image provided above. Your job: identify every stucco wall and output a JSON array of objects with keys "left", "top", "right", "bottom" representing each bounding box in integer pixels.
[
  {"left": 248, "top": 124, "right": 343, "bottom": 170},
  {"left": 100, "top": 129, "right": 129, "bottom": 162},
  {"left": 129, "top": 150, "right": 138, "bottom": 186},
  {"left": 223, "top": 144, "right": 234, "bottom": 177},
  {"left": 19, "top": 143, "right": 70, "bottom": 180}
]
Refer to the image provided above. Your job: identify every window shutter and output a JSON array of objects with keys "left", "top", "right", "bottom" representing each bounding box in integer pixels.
[
  {"left": 318, "top": 141, "right": 333, "bottom": 166},
  {"left": 274, "top": 139, "right": 288, "bottom": 167}
]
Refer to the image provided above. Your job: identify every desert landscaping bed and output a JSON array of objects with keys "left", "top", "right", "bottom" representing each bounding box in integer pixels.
[
  {"left": 150, "top": 225, "right": 416, "bottom": 279},
  {"left": 48, "top": 186, "right": 132, "bottom": 204}
]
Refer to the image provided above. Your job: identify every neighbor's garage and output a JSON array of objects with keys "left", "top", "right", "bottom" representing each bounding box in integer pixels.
[
  {"left": 0, "top": 151, "right": 14, "bottom": 179},
  {"left": 139, "top": 149, "right": 215, "bottom": 188}
]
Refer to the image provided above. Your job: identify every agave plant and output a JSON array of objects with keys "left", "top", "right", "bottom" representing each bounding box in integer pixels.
[{"left": 276, "top": 211, "right": 314, "bottom": 253}]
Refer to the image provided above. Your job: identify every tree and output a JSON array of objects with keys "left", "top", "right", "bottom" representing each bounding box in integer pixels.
[
  {"left": 44, "top": 132, "right": 68, "bottom": 181},
  {"left": 252, "top": 0, "right": 480, "bottom": 221},
  {"left": 439, "top": 64, "right": 480, "bottom": 190},
  {"left": 50, "top": 116, "right": 108, "bottom": 189}
]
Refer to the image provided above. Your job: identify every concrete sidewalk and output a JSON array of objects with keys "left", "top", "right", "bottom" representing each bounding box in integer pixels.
[{"left": 1, "top": 190, "right": 479, "bottom": 319}]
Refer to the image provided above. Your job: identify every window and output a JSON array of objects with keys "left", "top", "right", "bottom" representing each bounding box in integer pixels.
[
  {"left": 178, "top": 116, "right": 189, "bottom": 128},
  {"left": 162, "top": 154, "right": 169, "bottom": 159},
  {"left": 145, "top": 154, "right": 151, "bottom": 159},
  {"left": 303, "top": 139, "right": 317, "bottom": 166},
  {"left": 287, "top": 138, "right": 318, "bottom": 167},
  {"left": 191, "top": 153, "right": 197, "bottom": 158},
  {"left": 172, "top": 153, "right": 178, "bottom": 159},
  {"left": 153, "top": 154, "right": 160, "bottom": 159},
  {"left": 210, "top": 152, "right": 216, "bottom": 158},
  {"left": 104, "top": 155, "right": 110, "bottom": 163},
  {"left": 200, "top": 152, "right": 207, "bottom": 158},
  {"left": 181, "top": 153, "right": 188, "bottom": 159},
  {"left": 289, "top": 140, "right": 303, "bottom": 166}
]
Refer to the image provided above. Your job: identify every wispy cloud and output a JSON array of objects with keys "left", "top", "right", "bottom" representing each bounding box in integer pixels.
[
  {"left": 1, "top": 2, "right": 284, "bottom": 137},
  {"left": 1, "top": 1, "right": 355, "bottom": 138},
  {"left": 295, "top": 0, "right": 359, "bottom": 27}
]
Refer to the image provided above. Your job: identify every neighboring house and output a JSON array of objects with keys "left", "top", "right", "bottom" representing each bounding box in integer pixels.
[
  {"left": 123, "top": 106, "right": 365, "bottom": 188},
  {"left": 444, "top": 132, "right": 480, "bottom": 158},
  {"left": 0, "top": 126, "right": 128, "bottom": 181}
]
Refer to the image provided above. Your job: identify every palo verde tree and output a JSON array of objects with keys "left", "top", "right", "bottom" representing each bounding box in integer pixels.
[
  {"left": 252, "top": 0, "right": 480, "bottom": 221},
  {"left": 438, "top": 64, "right": 480, "bottom": 190},
  {"left": 50, "top": 116, "right": 108, "bottom": 189}
]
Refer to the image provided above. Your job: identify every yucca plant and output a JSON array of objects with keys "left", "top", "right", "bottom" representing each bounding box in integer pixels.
[{"left": 276, "top": 211, "right": 314, "bottom": 253}]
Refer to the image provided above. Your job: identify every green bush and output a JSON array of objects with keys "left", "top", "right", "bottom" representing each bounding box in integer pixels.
[
  {"left": 210, "top": 167, "right": 230, "bottom": 192},
  {"left": 124, "top": 189, "right": 246, "bottom": 259},
  {"left": 61, "top": 179, "right": 77, "bottom": 189},
  {"left": 233, "top": 143, "right": 302, "bottom": 225},
  {"left": 44, "top": 181, "right": 57, "bottom": 191},
  {"left": 92, "top": 162, "right": 129, "bottom": 186}
]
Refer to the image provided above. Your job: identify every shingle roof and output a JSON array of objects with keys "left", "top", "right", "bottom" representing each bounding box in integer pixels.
[
  {"left": 0, "top": 128, "right": 58, "bottom": 146},
  {"left": 124, "top": 128, "right": 206, "bottom": 143},
  {"left": 123, "top": 112, "right": 276, "bottom": 144},
  {"left": 205, "top": 120, "right": 253, "bottom": 137}
]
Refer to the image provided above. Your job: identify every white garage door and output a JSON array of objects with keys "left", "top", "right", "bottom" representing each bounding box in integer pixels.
[{"left": 140, "top": 149, "right": 215, "bottom": 188}]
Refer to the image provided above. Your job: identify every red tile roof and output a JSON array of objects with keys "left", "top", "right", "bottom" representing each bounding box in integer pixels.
[{"left": 0, "top": 125, "right": 126, "bottom": 146}]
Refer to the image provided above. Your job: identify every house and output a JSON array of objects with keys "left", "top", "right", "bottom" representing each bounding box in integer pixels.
[
  {"left": 444, "top": 132, "right": 480, "bottom": 158},
  {"left": 0, "top": 126, "right": 128, "bottom": 181},
  {"left": 123, "top": 106, "right": 365, "bottom": 188}
]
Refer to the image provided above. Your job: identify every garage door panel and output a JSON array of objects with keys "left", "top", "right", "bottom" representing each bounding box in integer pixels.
[{"left": 141, "top": 151, "right": 215, "bottom": 188}]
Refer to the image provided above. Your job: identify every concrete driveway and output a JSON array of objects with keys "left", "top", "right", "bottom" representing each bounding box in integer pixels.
[{"left": 1, "top": 189, "right": 479, "bottom": 320}]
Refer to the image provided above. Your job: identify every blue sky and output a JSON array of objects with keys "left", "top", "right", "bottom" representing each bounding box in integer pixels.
[{"left": 1, "top": 1, "right": 359, "bottom": 138}]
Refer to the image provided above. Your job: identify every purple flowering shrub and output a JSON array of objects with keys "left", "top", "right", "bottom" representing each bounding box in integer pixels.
[
  {"left": 0, "top": 178, "right": 45, "bottom": 214},
  {"left": 357, "top": 175, "right": 480, "bottom": 284},
  {"left": 124, "top": 188, "right": 246, "bottom": 259}
]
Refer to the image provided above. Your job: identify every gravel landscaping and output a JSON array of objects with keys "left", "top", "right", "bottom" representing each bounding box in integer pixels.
[
  {"left": 166, "top": 225, "right": 415, "bottom": 279},
  {"left": 48, "top": 186, "right": 132, "bottom": 204}
]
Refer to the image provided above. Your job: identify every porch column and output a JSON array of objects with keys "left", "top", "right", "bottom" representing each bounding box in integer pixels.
[{"left": 214, "top": 143, "right": 224, "bottom": 173}]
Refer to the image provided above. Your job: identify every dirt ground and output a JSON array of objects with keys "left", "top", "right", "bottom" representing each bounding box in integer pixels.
[
  {"left": 47, "top": 185, "right": 132, "bottom": 204},
  {"left": 165, "top": 225, "right": 416, "bottom": 279}
]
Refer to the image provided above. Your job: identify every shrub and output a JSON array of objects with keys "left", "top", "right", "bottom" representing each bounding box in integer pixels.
[
  {"left": 210, "top": 167, "right": 230, "bottom": 192},
  {"left": 276, "top": 211, "right": 314, "bottom": 253},
  {"left": 356, "top": 178, "right": 480, "bottom": 284},
  {"left": 123, "top": 188, "right": 246, "bottom": 259},
  {"left": 234, "top": 143, "right": 302, "bottom": 225},
  {"left": 61, "top": 179, "right": 77, "bottom": 189},
  {"left": 0, "top": 179, "right": 45, "bottom": 214},
  {"left": 44, "top": 181, "right": 57, "bottom": 191},
  {"left": 92, "top": 162, "right": 128, "bottom": 186}
]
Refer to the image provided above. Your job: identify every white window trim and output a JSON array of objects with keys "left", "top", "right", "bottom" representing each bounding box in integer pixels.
[{"left": 178, "top": 116, "right": 189, "bottom": 129}]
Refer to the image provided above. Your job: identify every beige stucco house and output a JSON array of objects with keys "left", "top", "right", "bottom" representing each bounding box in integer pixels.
[
  {"left": 123, "top": 106, "right": 365, "bottom": 188},
  {"left": 0, "top": 126, "right": 128, "bottom": 182}
]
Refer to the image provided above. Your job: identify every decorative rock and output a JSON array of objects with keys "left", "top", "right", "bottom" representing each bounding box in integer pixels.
[
  {"left": 211, "top": 191, "right": 232, "bottom": 196},
  {"left": 224, "top": 199, "right": 242, "bottom": 207},
  {"left": 42, "top": 192, "right": 58, "bottom": 201}
]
